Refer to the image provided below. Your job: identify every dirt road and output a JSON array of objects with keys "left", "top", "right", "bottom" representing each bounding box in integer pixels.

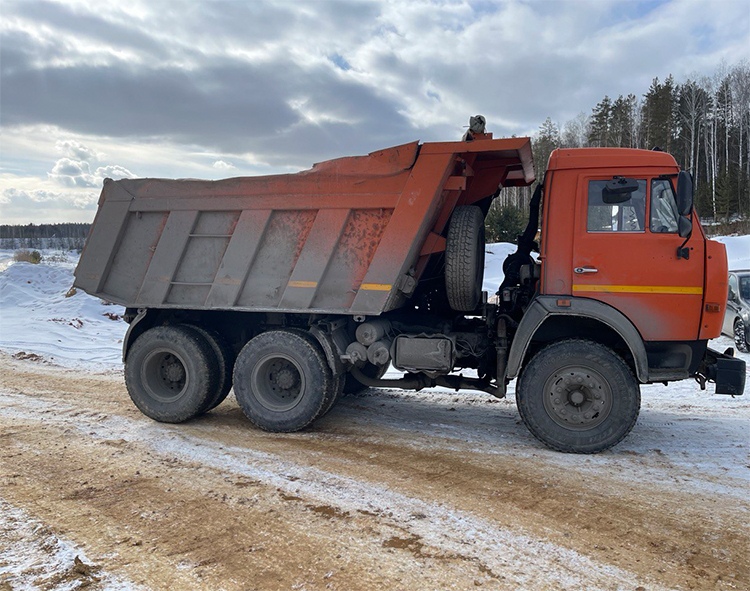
[{"left": 1, "top": 352, "right": 748, "bottom": 590}]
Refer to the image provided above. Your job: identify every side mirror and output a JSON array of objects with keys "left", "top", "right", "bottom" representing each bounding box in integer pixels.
[
  {"left": 728, "top": 286, "right": 737, "bottom": 301},
  {"left": 676, "top": 171, "right": 693, "bottom": 216},
  {"left": 603, "top": 177, "right": 639, "bottom": 204},
  {"left": 678, "top": 215, "right": 692, "bottom": 238}
]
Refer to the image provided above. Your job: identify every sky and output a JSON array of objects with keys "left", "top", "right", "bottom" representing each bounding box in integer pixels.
[{"left": 1, "top": 0, "right": 749, "bottom": 224}]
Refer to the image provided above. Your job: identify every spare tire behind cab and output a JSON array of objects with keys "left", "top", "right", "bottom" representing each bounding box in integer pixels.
[{"left": 445, "top": 205, "right": 485, "bottom": 312}]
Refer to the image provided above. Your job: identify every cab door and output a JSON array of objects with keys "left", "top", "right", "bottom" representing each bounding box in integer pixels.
[{"left": 572, "top": 175, "right": 704, "bottom": 342}]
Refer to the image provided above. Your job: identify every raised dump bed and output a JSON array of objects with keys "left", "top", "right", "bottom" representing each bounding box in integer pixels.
[{"left": 74, "top": 136, "right": 533, "bottom": 316}]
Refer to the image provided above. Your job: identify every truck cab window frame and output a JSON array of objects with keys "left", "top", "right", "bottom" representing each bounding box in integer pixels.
[
  {"left": 649, "top": 178, "right": 680, "bottom": 233},
  {"left": 586, "top": 178, "right": 647, "bottom": 232}
]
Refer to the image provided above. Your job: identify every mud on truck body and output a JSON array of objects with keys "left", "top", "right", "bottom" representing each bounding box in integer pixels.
[{"left": 74, "top": 131, "right": 746, "bottom": 453}]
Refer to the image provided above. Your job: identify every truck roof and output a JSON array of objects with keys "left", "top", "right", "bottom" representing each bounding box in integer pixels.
[{"left": 547, "top": 147, "right": 679, "bottom": 172}]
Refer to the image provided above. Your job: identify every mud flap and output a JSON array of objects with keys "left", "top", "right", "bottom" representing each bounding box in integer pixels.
[{"left": 696, "top": 348, "right": 746, "bottom": 395}]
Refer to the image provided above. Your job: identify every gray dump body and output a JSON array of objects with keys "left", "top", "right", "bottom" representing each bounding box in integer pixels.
[{"left": 74, "top": 138, "right": 533, "bottom": 315}]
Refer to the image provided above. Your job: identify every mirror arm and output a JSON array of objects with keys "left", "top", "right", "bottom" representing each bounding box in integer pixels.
[
  {"left": 676, "top": 211, "right": 693, "bottom": 260},
  {"left": 677, "top": 240, "right": 690, "bottom": 260}
]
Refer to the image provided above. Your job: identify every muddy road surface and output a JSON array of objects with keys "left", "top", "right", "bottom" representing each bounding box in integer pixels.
[{"left": 1, "top": 352, "right": 748, "bottom": 590}]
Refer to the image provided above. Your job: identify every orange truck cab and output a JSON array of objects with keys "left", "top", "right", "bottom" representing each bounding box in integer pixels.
[
  {"left": 74, "top": 130, "right": 745, "bottom": 454},
  {"left": 503, "top": 148, "right": 740, "bottom": 384}
]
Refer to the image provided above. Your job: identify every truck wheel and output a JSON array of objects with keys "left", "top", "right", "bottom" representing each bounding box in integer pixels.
[
  {"left": 287, "top": 328, "right": 343, "bottom": 419},
  {"left": 516, "top": 339, "right": 640, "bottom": 453},
  {"left": 187, "top": 325, "right": 235, "bottom": 410},
  {"left": 124, "top": 325, "right": 219, "bottom": 423},
  {"left": 343, "top": 362, "right": 389, "bottom": 395},
  {"left": 735, "top": 319, "right": 749, "bottom": 353},
  {"left": 445, "top": 205, "right": 485, "bottom": 312},
  {"left": 233, "top": 330, "right": 331, "bottom": 432}
]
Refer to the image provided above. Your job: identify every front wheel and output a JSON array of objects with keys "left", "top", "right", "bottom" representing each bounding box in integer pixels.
[
  {"left": 516, "top": 339, "right": 640, "bottom": 453},
  {"left": 734, "top": 319, "right": 749, "bottom": 353}
]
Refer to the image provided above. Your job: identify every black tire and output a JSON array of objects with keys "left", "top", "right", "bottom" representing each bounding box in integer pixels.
[
  {"left": 735, "top": 319, "right": 749, "bottom": 353},
  {"left": 124, "top": 325, "right": 219, "bottom": 423},
  {"left": 516, "top": 339, "right": 640, "bottom": 454},
  {"left": 187, "top": 325, "right": 234, "bottom": 411},
  {"left": 233, "top": 330, "right": 332, "bottom": 432},
  {"left": 445, "top": 205, "right": 485, "bottom": 311},
  {"left": 343, "top": 362, "right": 389, "bottom": 395},
  {"left": 287, "top": 328, "right": 343, "bottom": 419}
]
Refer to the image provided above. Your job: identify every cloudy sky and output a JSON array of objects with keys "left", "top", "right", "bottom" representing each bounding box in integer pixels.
[{"left": 1, "top": 0, "right": 749, "bottom": 224}]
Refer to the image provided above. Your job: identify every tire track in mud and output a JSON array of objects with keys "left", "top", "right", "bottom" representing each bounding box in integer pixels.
[
  {"left": 1, "top": 355, "right": 748, "bottom": 590},
  {"left": 1, "top": 393, "right": 669, "bottom": 591}
]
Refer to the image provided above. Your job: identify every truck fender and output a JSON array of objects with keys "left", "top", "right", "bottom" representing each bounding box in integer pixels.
[
  {"left": 506, "top": 296, "right": 649, "bottom": 383},
  {"left": 122, "top": 308, "right": 152, "bottom": 362}
]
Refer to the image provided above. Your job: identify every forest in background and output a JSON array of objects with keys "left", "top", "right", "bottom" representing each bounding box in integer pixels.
[
  {"left": 0, "top": 223, "right": 90, "bottom": 250},
  {"left": 489, "top": 60, "right": 750, "bottom": 241}
]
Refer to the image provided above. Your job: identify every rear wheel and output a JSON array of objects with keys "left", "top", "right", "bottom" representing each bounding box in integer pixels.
[
  {"left": 516, "top": 339, "right": 640, "bottom": 453},
  {"left": 233, "top": 330, "right": 331, "bottom": 432},
  {"left": 735, "top": 319, "right": 749, "bottom": 353},
  {"left": 124, "top": 325, "right": 219, "bottom": 423},
  {"left": 187, "top": 325, "right": 234, "bottom": 410}
]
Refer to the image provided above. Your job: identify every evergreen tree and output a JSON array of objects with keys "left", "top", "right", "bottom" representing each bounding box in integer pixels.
[{"left": 588, "top": 96, "right": 612, "bottom": 147}]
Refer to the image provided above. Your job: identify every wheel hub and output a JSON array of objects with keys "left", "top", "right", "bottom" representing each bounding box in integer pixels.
[
  {"left": 162, "top": 356, "right": 186, "bottom": 384},
  {"left": 569, "top": 390, "right": 585, "bottom": 405},
  {"left": 275, "top": 367, "right": 297, "bottom": 391},
  {"left": 544, "top": 367, "right": 613, "bottom": 431},
  {"left": 252, "top": 355, "right": 305, "bottom": 412}
]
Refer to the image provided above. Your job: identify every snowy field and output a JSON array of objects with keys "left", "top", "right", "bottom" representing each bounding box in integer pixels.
[{"left": 0, "top": 239, "right": 749, "bottom": 590}]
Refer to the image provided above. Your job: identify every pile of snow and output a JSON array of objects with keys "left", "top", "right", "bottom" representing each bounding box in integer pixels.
[
  {"left": 712, "top": 234, "right": 750, "bottom": 270},
  {"left": 482, "top": 242, "right": 518, "bottom": 292},
  {"left": 0, "top": 250, "right": 125, "bottom": 370}
]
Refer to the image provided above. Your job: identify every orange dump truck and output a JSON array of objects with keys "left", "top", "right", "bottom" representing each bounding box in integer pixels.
[{"left": 74, "top": 132, "right": 745, "bottom": 453}]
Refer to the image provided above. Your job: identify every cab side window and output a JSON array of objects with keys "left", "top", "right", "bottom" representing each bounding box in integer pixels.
[
  {"left": 650, "top": 179, "right": 679, "bottom": 233},
  {"left": 587, "top": 179, "right": 646, "bottom": 232}
]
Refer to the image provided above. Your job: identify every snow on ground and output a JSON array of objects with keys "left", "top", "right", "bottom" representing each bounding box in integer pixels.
[
  {"left": 0, "top": 498, "right": 142, "bottom": 591},
  {"left": 0, "top": 250, "right": 125, "bottom": 371}
]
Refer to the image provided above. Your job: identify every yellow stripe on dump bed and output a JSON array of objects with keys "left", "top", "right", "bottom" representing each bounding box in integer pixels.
[
  {"left": 287, "top": 280, "right": 318, "bottom": 288},
  {"left": 360, "top": 283, "right": 392, "bottom": 291},
  {"left": 573, "top": 284, "right": 703, "bottom": 295}
]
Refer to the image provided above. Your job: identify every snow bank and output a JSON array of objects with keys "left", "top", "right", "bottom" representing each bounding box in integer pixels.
[
  {"left": 0, "top": 250, "right": 125, "bottom": 370},
  {"left": 712, "top": 234, "right": 750, "bottom": 270}
]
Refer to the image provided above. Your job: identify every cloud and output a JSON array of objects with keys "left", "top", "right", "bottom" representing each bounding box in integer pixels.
[
  {"left": 49, "top": 157, "right": 96, "bottom": 188},
  {"left": 56, "top": 139, "right": 100, "bottom": 162},
  {"left": 1, "top": 187, "right": 98, "bottom": 212},
  {"left": 212, "top": 160, "right": 235, "bottom": 170},
  {"left": 48, "top": 148, "right": 135, "bottom": 189}
]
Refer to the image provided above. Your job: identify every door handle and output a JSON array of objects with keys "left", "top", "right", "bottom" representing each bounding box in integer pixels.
[{"left": 574, "top": 266, "right": 598, "bottom": 274}]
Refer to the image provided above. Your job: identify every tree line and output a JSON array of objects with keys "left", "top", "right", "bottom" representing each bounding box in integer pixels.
[
  {"left": 0, "top": 223, "right": 90, "bottom": 250},
  {"left": 490, "top": 60, "right": 750, "bottom": 240}
]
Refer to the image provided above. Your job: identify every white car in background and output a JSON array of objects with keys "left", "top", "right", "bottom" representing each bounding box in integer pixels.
[{"left": 723, "top": 270, "right": 750, "bottom": 352}]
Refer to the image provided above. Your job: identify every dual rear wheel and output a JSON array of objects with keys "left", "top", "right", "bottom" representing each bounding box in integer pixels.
[
  {"left": 232, "top": 329, "right": 338, "bottom": 432},
  {"left": 126, "top": 326, "right": 342, "bottom": 432},
  {"left": 124, "top": 325, "right": 226, "bottom": 423}
]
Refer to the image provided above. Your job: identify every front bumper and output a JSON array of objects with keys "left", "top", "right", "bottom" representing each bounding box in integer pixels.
[{"left": 696, "top": 347, "right": 746, "bottom": 395}]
